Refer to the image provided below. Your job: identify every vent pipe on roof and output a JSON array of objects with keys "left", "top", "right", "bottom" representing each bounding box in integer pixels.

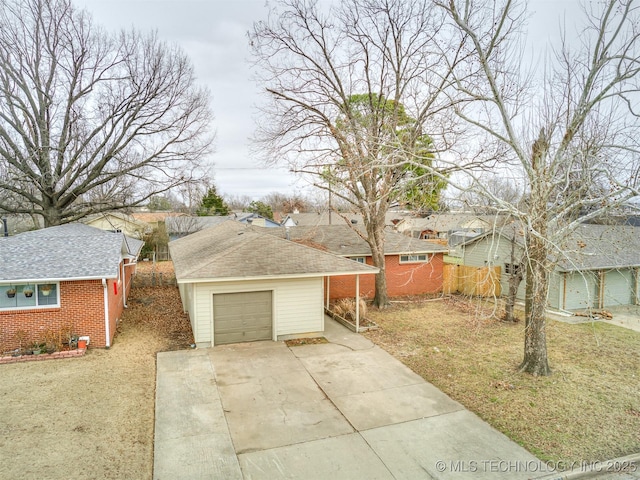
[
  {"left": 351, "top": 219, "right": 358, "bottom": 224},
  {"left": 2, "top": 217, "right": 7, "bottom": 237}
]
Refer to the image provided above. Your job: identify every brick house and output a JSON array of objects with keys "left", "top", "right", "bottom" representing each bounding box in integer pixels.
[
  {"left": 0, "top": 224, "right": 143, "bottom": 350},
  {"left": 262, "top": 225, "right": 448, "bottom": 300}
]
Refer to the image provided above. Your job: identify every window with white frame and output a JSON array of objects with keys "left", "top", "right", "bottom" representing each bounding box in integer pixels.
[
  {"left": 348, "top": 256, "right": 366, "bottom": 264},
  {"left": 399, "top": 254, "right": 430, "bottom": 263},
  {"left": 0, "top": 283, "right": 59, "bottom": 309}
]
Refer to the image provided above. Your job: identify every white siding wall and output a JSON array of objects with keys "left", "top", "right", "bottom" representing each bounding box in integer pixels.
[
  {"left": 179, "top": 283, "right": 197, "bottom": 338},
  {"left": 190, "top": 277, "right": 324, "bottom": 346}
]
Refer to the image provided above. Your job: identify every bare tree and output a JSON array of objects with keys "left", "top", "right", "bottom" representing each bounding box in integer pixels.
[
  {"left": 250, "top": 0, "right": 464, "bottom": 307},
  {"left": 458, "top": 175, "right": 525, "bottom": 214},
  {"left": 440, "top": 0, "right": 640, "bottom": 375},
  {"left": 224, "top": 194, "right": 253, "bottom": 211},
  {"left": 0, "top": 0, "right": 213, "bottom": 227},
  {"left": 262, "top": 191, "right": 311, "bottom": 214}
]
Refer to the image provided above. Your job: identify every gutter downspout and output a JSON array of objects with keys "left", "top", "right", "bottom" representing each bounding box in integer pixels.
[
  {"left": 102, "top": 278, "right": 110, "bottom": 348},
  {"left": 123, "top": 258, "right": 138, "bottom": 309}
]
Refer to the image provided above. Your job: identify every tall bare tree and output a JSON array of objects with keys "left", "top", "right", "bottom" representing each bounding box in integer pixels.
[
  {"left": 250, "top": 0, "right": 464, "bottom": 307},
  {"left": 0, "top": 0, "right": 213, "bottom": 227},
  {"left": 440, "top": 0, "right": 640, "bottom": 375}
]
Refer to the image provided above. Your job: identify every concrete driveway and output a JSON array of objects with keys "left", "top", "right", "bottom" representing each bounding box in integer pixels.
[{"left": 153, "top": 318, "right": 543, "bottom": 479}]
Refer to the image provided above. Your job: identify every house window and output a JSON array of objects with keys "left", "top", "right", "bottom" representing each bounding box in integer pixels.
[
  {"left": 400, "top": 254, "right": 430, "bottom": 263},
  {"left": 504, "top": 263, "right": 521, "bottom": 276},
  {"left": 348, "top": 257, "right": 366, "bottom": 264},
  {"left": 0, "top": 283, "right": 59, "bottom": 310}
]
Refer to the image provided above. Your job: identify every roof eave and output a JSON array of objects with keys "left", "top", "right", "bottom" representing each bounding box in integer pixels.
[
  {"left": 0, "top": 274, "right": 117, "bottom": 284},
  {"left": 176, "top": 269, "right": 379, "bottom": 284},
  {"left": 557, "top": 263, "right": 640, "bottom": 272}
]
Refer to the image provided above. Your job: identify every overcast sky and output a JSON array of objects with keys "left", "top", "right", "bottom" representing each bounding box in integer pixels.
[
  {"left": 74, "top": 0, "right": 579, "bottom": 202},
  {"left": 75, "top": 0, "right": 302, "bottom": 201}
]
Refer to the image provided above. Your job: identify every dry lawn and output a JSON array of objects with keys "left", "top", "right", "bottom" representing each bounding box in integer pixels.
[
  {"left": 365, "top": 297, "right": 640, "bottom": 465},
  {"left": 0, "top": 262, "right": 192, "bottom": 480}
]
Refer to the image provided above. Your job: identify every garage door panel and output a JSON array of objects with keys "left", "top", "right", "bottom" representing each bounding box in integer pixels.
[
  {"left": 603, "top": 269, "right": 633, "bottom": 307},
  {"left": 564, "top": 272, "right": 598, "bottom": 311},
  {"left": 214, "top": 291, "right": 272, "bottom": 345}
]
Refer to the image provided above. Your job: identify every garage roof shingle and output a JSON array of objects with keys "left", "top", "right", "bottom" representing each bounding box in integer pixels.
[
  {"left": 169, "top": 221, "right": 379, "bottom": 281},
  {"left": 259, "top": 225, "right": 448, "bottom": 257}
]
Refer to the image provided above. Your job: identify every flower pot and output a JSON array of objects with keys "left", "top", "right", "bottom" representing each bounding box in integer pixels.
[
  {"left": 77, "top": 339, "right": 87, "bottom": 350},
  {"left": 6, "top": 290, "right": 16, "bottom": 298},
  {"left": 23, "top": 290, "right": 33, "bottom": 298}
]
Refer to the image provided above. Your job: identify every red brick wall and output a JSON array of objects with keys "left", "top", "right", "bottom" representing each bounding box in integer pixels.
[
  {"left": 327, "top": 254, "right": 444, "bottom": 300},
  {"left": 105, "top": 259, "right": 138, "bottom": 347},
  {"left": 0, "top": 260, "right": 138, "bottom": 351},
  {"left": 0, "top": 280, "right": 106, "bottom": 350}
]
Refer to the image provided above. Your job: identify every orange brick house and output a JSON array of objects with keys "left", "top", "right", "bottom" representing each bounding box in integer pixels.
[
  {"left": 264, "top": 225, "right": 448, "bottom": 300},
  {"left": 0, "top": 224, "right": 143, "bottom": 351}
]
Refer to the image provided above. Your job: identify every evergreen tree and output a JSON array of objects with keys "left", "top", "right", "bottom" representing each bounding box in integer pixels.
[
  {"left": 196, "top": 187, "right": 229, "bottom": 216},
  {"left": 245, "top": 201, "right": 274, "bottom": 220}
]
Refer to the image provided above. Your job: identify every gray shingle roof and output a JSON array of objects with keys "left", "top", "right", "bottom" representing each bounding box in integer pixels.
[
  {"left": 0, "top": 224, "right": 143, "bottom": 282},
  {"left": 461, "top": 223, "right": 640, "bottom": 271},
  {"left": 259, "top": 225, "right": 448, "bottom": 257},
  {"left": 165, "top": 215, "right": 232, "bottom": 235},
  {"left": 169, "top": 221, "right": 379, "bottom": 281},
  {"left": 282, "top": 211, "right": 407, "bottom": 227},
  {"left": 556, "top": 224, "right": 640, "bottom": 271},
  {"left": 400, "top": 213, "right": 508, "bottom": 233}
]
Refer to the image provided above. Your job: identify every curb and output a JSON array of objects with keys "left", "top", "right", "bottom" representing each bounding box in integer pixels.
[{"left": 533, "top": 453, "right": 640, "bottom": 480}]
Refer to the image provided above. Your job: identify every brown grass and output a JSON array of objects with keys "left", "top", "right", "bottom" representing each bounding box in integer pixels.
[
  {"left": 0, "top": 261, "right": 193, "bottom": 480},
  {"left": 365, "top": 296, "right": 640, "bottom": 465},
  {"left": 285, "top": 337, "right": 329, "bottom": 347}
]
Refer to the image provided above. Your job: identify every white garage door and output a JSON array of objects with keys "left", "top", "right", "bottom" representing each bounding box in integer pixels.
[
  {"left": 564, "top": 272, "right": 598, "bottom": 311},
  {"left": 213, "top": 291, "right": 272, "bottom": 345},
  {"left": 603, "top": 269, "right": 633, "bottom": 307}
]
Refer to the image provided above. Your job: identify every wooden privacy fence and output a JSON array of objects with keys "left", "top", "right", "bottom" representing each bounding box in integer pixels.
[{"left": 443, "top": 264, "right": 501, "bottom": 297}]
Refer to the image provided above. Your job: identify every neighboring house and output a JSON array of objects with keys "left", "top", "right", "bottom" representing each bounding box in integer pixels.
[
  {"left": 280, "top": 210, "right": 408, "bottom": 228},
  {"left": 0, "top": 224, "right": 143, "bottom": 350},
  {"left": 235, "top": 212, "right": 281, "bottom": 228},
  {"left": 262, "top": 225, "right": 449, "bottom": 300},
  {"left": 82, "top": 212, "right": 151, "bottom": 239},
  {"left": 396, "top": 213, "right": 507, "bottom": 244},
  {"left": 165, "top": 215, "right": 231, "bottom": 241},
  {"left": 130, "top": 211, "right": 187, "bottom": 228},
  {"left": 166, "top": 214, "right": 281, "bottom": 241},
  {"left": 169, "top": 221, "right": 378, "bottom": 347},
  {"left": 454, "top": 223, "right": 640, "bottom": 311}
]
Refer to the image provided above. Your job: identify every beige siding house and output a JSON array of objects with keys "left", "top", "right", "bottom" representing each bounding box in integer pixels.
[
  {"left": 170, "top": 221, "right": 378, "bottom": 347},
  {"left": 82, "top": 212, "right": 151, "bottom": 239}
]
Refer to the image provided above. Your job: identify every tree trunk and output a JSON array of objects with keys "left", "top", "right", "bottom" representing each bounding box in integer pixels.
[
  {"left": 366, "top": 219, "right": 389, "bottom": 308},
  {"left": 519, "top": 229, "right": 551, "bottom": 376},
  {"left": 371, "top": 247, "right": 388, "bottom": 308},
  {"left": 504, "top": 271, "right": 523, "bottom": 322},
  {"left": 42, "top": 203, "right": 63, "bottom": 228},
  {"left": 503, "top": 237, "right": 523, "bottom": 322}
]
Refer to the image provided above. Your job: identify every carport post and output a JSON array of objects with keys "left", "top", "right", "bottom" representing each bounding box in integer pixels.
[
  {"left": 326, "top": 277, "right": 330, "bottom": 310},
  {"left": 355, "top": 274, "right": 360, "bottom": 333}
]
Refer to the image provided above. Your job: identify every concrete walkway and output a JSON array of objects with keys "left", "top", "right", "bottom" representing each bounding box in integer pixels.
[{"left": 154, "top": 318, "right": 543, "bottom": 479}]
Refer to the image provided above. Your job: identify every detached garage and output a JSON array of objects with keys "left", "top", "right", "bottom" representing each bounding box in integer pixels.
[{"left": 169, "top": 221, "right": 378, "bottom": 347}]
